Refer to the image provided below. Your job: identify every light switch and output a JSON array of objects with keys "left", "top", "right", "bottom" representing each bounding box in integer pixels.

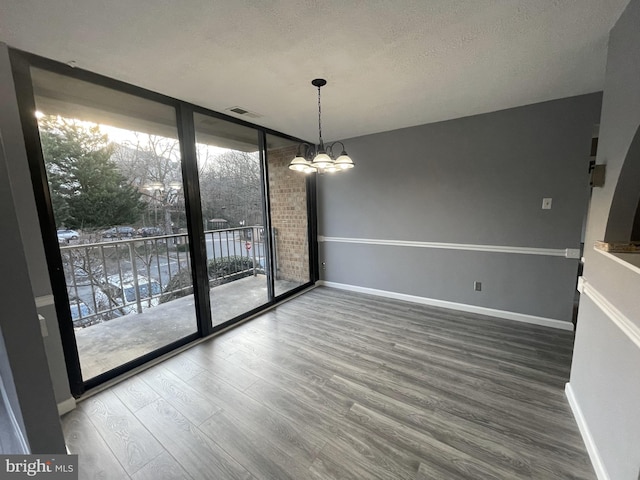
[{"left": 542, "top": 198, "right": 552, "bottom": 210}]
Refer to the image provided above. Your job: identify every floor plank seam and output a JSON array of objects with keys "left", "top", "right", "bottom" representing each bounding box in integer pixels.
[{"left": 62, "top": 288, "right": 595, "bottom": 480}]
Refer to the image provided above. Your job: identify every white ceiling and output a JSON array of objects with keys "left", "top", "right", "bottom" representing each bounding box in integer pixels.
[{"left": 0, "top": 0, "right": 630, "bottom": 143}]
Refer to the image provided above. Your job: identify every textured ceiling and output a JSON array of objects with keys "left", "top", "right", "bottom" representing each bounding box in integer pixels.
[{"left": 0, "top": 0, "right": 630, "bottom": 143}]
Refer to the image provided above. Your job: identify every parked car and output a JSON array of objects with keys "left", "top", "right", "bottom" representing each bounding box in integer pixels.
[
  {"left": 69, "top": 301, "right": 92, "bottom": 321},
  {"left": 138, "top": 227, "right": 164, "bottom": 237},
  {"left": 102, "top": 273, "right": 162, "bottom": 315},
  {"left": 64, "top": 265, "right": 104, "bottom": 286},
  {"left": 102, "top": 226, "right": 135, "bottom": 238},
  {"left": 57, "top": 229, "right": 79, "bottom": 241}
]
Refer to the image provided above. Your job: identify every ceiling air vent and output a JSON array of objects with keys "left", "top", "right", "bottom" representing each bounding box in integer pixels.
[{"left": 226, "top": 106, "right": 262, "bottom": 119}]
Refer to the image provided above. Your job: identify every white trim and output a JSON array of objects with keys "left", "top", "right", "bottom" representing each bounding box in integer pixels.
[
  {"left": 565, "top": 383, "right": 610, "bottom": 480},
  {"left": 582, "top": 280, "right": 640, "bottom": 349},
  {"left": 594, "top": 248, "right": 640, "bottom": 275},
  {"left": 565, "top": 248, "right": 581, "bottom": 259},
  {"left": 57, "top": 396, "right": 76, "bottom": 416},
  {"left": 34, "top": 294, "right": 55, "bottom": 308},
  {"left": 319, "top": 281, "right": 574, "bottom": 331},
  {"left": 319, "top": 236, "right": 580, "bottom": 259}
]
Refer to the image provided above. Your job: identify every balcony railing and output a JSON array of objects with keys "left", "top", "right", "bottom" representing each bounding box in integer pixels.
[{"left": 60, "top": 226, "right": 265, "bottom": 327}]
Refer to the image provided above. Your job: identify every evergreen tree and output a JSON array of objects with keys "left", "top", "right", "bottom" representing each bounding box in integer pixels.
[{"left": 39, "top": 117, "right": 144, "bottom": 229}]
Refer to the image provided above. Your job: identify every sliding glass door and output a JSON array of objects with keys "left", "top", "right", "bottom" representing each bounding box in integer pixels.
[
  {"left": 31, "top": 67, "right": 199, "bottom": 382},
  {"left": 194, "top": 113, "right": 270, "bottom": 327},
  {"left": 266, "top": 135, "right": 312, "bottom": 296}
]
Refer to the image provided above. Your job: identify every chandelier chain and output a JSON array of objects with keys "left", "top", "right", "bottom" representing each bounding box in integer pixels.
[
  {"left": 317, "top": 85, "right": 323, "bottom": 146},
  {"left": 288, "top": 78, "right": 354, "bottom": 173}
]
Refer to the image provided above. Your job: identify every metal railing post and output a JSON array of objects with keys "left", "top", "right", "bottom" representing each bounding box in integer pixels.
[
  {"left": 252, "top": 226, "right": 257, "bottom": 276},
  {"left": 128, "top": 242, "right": 143, "bottom": 314}
]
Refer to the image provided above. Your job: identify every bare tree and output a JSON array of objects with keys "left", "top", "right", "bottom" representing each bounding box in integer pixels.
[
  {"left": 112, "top": 135, "right": 184, "bottom": 233},
  {"left": 197, "top": 147, "right": 262, "bottom": 228},
  {"left": 112, "top": 137, "right": 263, "bottom": 232}
]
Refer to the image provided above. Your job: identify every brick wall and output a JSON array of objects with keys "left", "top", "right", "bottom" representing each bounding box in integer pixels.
[{"left": 268, "top": 145, "right": 310, "bottom": 283}]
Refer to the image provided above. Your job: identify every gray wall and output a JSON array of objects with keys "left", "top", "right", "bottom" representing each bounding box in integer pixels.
[
  {"left": 0, "top": 42, "right": 72, "bottom": 403},
  {"left": 0, "top": 129, "right": 65, "bottom": 453},
  {"left": 318, "top": 93, "right": 601, "bottom": 322},
  {"left": 569, "top": 0, "right": 640, "bottom": 478},
  {"left": 0, "top": 44, "right": 72, "bottom": 409}
]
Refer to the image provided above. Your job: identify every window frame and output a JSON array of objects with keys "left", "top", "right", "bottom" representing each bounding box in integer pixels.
[{"left": 9, "top": 47, "right": 319, "bottom": 397}]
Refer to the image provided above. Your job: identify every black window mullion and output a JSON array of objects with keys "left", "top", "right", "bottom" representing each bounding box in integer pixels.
[
  {"left": 176, "top": 103, "right": 213, "bottom": 337},
  {"left": 307, "top": 174, "right": 319, "bottom": 283},
  {"left": 259, "top": 131, "right": 275, "bottom": 301}
]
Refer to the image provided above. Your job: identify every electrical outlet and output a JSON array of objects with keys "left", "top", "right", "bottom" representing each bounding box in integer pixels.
[
  {"left": 321, "top": 262, "right": 326, "bottom": 270},
  {"left": 474, "top": 281, "right": 482, "bottom": 291},
  {"left": 542, "top": 197, "right": 553, "bottom": 210}
]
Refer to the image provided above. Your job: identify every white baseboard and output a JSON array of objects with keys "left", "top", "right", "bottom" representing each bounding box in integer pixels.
[
  {"left": 57, "top": 396, "right": 76, "bottom": 416},
  {"left": 318, "top": 281, "right": 574, "bottom": 331},
  {"left": 565, "top": 383, "right": 609, "bottom": 480}
]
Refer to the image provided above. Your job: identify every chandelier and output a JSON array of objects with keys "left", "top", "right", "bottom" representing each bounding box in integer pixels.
[{"left": 288, "top": 79, "right": 355, "bottom": 174}]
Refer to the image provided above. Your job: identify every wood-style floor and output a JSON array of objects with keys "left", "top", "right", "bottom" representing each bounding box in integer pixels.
[{"left": 62, "top": 287, "right": 595, "bottom": 479}]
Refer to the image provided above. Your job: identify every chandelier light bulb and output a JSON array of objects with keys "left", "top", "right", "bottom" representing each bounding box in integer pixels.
[
  {"left": 334, "top": 153, "right": 354, "bottom": 170},
  {"left": 289, "top": 156, "right": 310, "bottom": 171},
  {"left": 312, "top": 152, "right": 333, "bottom": 170},
  {"left": 288, "top": 79, "right": 355, "bottom": 175}
]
